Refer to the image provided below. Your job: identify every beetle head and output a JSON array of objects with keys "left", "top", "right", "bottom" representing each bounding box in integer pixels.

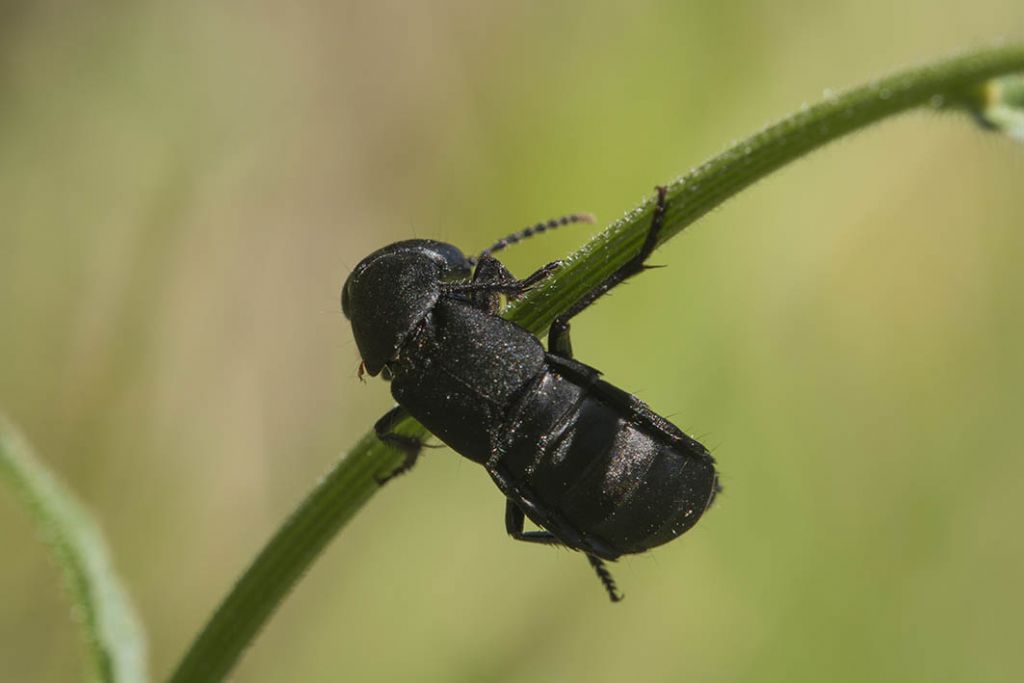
[{"left": 342, "top": 239, "right": 472, "bottom": 376}]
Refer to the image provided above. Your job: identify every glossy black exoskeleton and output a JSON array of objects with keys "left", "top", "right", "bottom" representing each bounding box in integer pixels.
[{"left": 341, "top": 187, "right": 720, "bottom": 601}]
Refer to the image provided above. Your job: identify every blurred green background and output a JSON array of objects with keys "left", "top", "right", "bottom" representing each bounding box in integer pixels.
[{"left": 2, "top": 2, "right": 1023, "bottom": 682}]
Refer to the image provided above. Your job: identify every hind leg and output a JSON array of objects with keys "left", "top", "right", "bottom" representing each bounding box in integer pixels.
[
  {"left": 505, "top": 500, "right": 624, "bottom": 603},
  {"left": 548, "top": 186, "right": 668, "bottom": 358}
]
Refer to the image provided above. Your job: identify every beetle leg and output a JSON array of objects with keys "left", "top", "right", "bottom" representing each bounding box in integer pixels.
[
  {"left": 472, "top": 254, "right": 518, "bottom": 285},
  {"left": 466, "top": 255, "right": 519, "bottom": 313},
  {"left": 444, "top": 256, "right": 561, "bottom": 308},
  {"left": 504, "top": 499, "right": 562, "bottom": 545},
  {"left": 374, "top": 405, "right": 426, "bottom": 485},
  {"left": 506, "top": 500, "right": 622, "bottom": 602},
  {"left": 547, "top": 185, "right": 669, "bottom": 359}
]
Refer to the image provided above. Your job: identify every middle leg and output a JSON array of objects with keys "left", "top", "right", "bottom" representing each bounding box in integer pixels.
[
  {"left": 374, "top": 405, "right": 429, "bottom": 485},
  {"left": 505, "top": 499, "right": 562, "bottom": 545}
]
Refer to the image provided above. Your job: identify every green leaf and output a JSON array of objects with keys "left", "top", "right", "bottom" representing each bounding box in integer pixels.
[{"left": 0, "top": 415, "right": 148, "bottom": 683}]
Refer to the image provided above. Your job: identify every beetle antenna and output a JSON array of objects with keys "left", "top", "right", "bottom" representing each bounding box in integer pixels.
[
  {"left": 586, "top": 554, "right": 624, "bottom": 603},
  {"left": 471, "top": 212, "right": 595, "bottom": 264}
]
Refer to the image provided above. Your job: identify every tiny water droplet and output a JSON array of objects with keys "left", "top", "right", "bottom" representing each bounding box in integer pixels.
[{"left": 879, "top": 88, "right": 893, "bottom": 101}]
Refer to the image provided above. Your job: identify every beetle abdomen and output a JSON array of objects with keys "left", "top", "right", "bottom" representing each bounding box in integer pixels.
[{"left": 497, "top": 356, "right": 718, "bottom": 558}]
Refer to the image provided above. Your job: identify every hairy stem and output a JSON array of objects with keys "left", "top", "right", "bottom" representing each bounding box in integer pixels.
[
  {"left": 167, "top": 44, "right": 1024, "bottom": 683},
  {"left": 0, "top": 416, "right": 148, "bottom": 683}
]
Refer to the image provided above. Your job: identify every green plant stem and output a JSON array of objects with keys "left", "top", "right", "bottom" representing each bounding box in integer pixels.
[
  {"left": 0, "top": 416, "right": 148, "bottom": 683},
  {"left": 167, "top": 44, "right": 1024, "bottom": 683}
]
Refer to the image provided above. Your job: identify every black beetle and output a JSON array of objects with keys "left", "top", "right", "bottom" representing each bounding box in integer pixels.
[{"left": 341, "top": 187, "right": 720, "bottom": 601}]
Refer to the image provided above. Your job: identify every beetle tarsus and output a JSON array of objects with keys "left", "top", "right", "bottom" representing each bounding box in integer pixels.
[{"left": 374, "top": 406, "right": 425, "bottom": 485}]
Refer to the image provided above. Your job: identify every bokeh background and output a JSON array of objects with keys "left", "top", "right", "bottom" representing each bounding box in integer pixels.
[{"left": 2, "top": 2, "right": 1023, "bottom": 682}]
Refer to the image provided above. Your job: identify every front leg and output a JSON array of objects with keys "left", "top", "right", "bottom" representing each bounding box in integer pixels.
[
  {"left": 443, "top": 255, "right": 561, "bottom": 313},
  {"left": 466, "top": 256, "right": 521, "bottom": 314},
  {"left": 374, "top": 405, "right": 427, "bottom": 485}
]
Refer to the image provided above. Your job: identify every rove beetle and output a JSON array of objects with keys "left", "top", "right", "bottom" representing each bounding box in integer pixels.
[{"left": 341, "top": 187, "right": 720, "bottom": 601}]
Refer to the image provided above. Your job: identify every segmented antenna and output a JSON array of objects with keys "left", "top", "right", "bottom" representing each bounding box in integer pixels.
[
  {"left": 471, "top": 212, "right": 595, "bottom": 264},
  {"left": 586, "top": 553, "right": 624, "bottom": 603}
]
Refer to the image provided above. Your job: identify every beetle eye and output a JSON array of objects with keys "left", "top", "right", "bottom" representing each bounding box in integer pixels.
[
  {"left": 341, "top": 282, "right": 352, "bottom": 319},
  {"left": 423, "top": 242, "right": 473, "bottom": 281}
]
